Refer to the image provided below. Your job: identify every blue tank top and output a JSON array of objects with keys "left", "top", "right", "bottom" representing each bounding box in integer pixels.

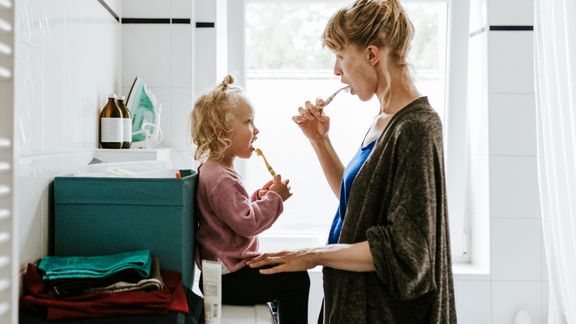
[{"left": 327, "top": 139, "right": 376, "bottom": 244}]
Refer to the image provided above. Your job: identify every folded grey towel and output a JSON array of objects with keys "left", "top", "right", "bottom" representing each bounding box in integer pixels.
[{"left": 86, "top": 257, "right": 165, "bottom": 294}]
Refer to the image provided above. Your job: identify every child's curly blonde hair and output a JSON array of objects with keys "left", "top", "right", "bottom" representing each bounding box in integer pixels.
[{"left": 191, "top": 74, "right": 243, "bottom": 162}]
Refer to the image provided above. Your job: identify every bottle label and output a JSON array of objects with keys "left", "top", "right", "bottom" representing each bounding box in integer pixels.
[
  {"left": 101, "top": 118, "right": 123, "bottom": 142},
  {"left": 123, "top": 119, "right": 132, "bottom": 142}
]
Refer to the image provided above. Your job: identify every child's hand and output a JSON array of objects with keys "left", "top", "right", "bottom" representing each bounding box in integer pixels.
[
  {"left": 256, "top": 178, "right": 275, "bottom": 199},
  {"left": 269, "top": 175, "right": 292, "bottom": 201}
]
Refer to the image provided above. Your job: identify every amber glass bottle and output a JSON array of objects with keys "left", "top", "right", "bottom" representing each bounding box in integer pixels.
[
  {"left": 117, "top": 96, "right": 132, "bottom": 148},
  {"left": 99, "top": 94, "right": 123, "bottom": 149}
]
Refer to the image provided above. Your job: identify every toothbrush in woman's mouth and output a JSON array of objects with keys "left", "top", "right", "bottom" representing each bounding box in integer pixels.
[
  {"left": 293, "top": 86, "right": 350, "bottom": 124},
  {"left": 320, "top": 85, "right": 350, "bottom": 109},
  {"left": 254, "top": 148, "right": 277, "bottom": 178}
]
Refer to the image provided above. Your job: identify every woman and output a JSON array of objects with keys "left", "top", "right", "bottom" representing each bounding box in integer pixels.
[{"left": 247, "top": 0, "right": 457, "bottom": 323}]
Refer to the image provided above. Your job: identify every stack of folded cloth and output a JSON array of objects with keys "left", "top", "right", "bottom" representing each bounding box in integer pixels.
[{"left": 20, "top": 249, "right": 190, "bottom": 320}]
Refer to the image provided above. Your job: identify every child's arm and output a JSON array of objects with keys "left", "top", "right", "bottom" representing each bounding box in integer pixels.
[
  {"left": 252, "top": 175, "right": 292, "bottom": 202},
  {"left": 210, "top": 175, "right": 284, "bottom": 237}
]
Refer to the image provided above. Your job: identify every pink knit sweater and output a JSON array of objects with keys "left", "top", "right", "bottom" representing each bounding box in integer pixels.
[{"left": 195, "top": 160, "right": 283, "bottom": 273}]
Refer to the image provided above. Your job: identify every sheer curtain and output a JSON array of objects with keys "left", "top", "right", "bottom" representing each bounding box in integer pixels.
[{"left": 534, "top": 1, "right": 576, "bottom": 323}]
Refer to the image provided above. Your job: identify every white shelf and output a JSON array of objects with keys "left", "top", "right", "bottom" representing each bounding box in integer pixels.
[{"left": 94, "top": 148, "right": 170, "bottom": 163}]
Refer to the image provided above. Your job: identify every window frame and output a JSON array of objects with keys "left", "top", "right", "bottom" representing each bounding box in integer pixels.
[{"left": 226, "top": 0, "right": 471, "bottom": 262}]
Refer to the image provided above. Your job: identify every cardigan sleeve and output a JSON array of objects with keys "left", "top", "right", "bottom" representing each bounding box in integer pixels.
[
  {"left": 365, "top": 120, "right": 442, "bottom": 301},
  {"left": 207, "top": 173, "right": 284, "bottom": 237}
]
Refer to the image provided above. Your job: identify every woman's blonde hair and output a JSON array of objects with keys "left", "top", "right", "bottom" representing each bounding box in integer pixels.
[
  {"left": 190, "top": 74, "right": 242, "bottom": 162},
  {"left": 322, "top": 0, "right": 414, "bottom": 108}
]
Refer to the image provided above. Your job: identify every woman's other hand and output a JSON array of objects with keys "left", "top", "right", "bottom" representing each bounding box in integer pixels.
[
  {"left": 292, "top": 99, "right": 330, "bottom": 143},
  {"left": 269, "top": 174, "right": 292, "bottom": 201},
  {"left": 246, "top": 249, "right": 318, "bottom": 274}
]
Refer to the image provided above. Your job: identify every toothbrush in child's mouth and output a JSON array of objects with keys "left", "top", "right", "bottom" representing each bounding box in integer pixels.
[{"left": 254, "top": 148, "right": 277, "bottom": 178}]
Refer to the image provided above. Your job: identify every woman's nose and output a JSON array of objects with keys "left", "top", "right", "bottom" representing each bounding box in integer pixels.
[
  {"left": 333, "top": 64, "right": 342, "bottom": 76},
  {"left": 254, "top": 127, "right": 259, "bottom": 135}
]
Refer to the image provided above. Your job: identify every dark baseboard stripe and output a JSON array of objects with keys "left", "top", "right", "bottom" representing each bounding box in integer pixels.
[
  {"left": 196, "top": 22, "right": 215, "bottom": 28},
  {"left": 490, "top": 25, "right": 533, "bottom": 31},
  {"left": 97, "top": 0, "right": 119, "bottom": 22},
  {"left": 470, "top": 27, "right": 487, "bottom": 38}
]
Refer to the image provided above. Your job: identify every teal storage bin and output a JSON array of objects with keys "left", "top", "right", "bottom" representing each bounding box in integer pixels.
[{"left": 53, "top": 171, "right": 197, "bottom": 288}]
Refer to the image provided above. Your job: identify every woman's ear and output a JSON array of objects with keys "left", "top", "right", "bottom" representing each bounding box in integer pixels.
[{"left": 366, "top": 45, "right": 381, "bottom": 66}]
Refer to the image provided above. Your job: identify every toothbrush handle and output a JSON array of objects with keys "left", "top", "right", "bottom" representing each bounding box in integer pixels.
[
  {"left": 258, "top": 153, "right": 277, "bottom": 178},
  {"left": 266, "top": 165, "right": 277, "bottom": 178},
  {"left": 262, "top": 157, "right": 276, "bottom": 177}
]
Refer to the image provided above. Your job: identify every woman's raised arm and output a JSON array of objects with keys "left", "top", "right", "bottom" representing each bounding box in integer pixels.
[{"left": 293, "top": 99, "right": 344, "bottom": 197}]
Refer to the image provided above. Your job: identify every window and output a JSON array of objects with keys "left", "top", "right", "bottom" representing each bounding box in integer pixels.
[{"left": 228, "top": 0, "right": 468, "bottom": 260}]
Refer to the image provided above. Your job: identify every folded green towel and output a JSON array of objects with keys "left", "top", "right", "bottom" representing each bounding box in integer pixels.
[{"left": 38, "top": 249, "right": 152, "bottom": 281}]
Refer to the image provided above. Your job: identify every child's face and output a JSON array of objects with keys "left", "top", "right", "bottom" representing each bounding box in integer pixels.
[{"left": 225, "top": 96, "right": 259, "bottom": 161}]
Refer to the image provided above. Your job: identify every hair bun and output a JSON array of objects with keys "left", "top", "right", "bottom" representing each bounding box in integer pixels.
[{"left": 221, "top": 74, "right": 235, "bottom": 88}]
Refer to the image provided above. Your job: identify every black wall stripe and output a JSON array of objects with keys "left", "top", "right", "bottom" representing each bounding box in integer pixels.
[
  {"left": 96, "top": 0, "right": 192, "bottom": 24},
  {"left": 172, "top": 18, "right": 192, "bottom": 24},
  {"left": 122, "top": 18, "right": 169, "bottom": 24},
  {"left": 196, "top": 22, "right": 215, "bottom": 28},
  {"left": 121, "top": 18, "right": 192, "bottom": 24},
  {"left": 490, "top": 25, "right": 534, "bottom": 31},
  {"left": 97, "top": 0, "right": 119, "bottom": 22}
]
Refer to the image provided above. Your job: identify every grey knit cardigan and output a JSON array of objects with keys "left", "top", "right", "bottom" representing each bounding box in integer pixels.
[{"left": 323, "top": 97, "right": 457, "bottom": 323}]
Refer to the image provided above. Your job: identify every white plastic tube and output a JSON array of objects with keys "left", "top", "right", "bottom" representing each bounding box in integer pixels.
[{"left": 202, "top": 260, "right": 222, "bottom": 324}]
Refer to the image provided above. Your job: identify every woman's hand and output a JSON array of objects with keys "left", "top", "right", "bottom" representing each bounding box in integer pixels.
[
  {"left": 292, "top": 99, "right": 331, "bottom": 143},
  {"left": 246, "top": 249, "right": 318, "bottom": 274},
  {"left": 269, "top": 175, "right": 292, "bottom": 201}
]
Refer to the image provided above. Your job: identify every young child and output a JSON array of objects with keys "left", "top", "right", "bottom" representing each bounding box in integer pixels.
[{"left": 191, "top": 74, "right": 310, "bottom": 324}]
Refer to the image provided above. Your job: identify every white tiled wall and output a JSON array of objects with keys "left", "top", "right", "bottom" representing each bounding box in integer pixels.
[
  {"left": 14, "top": 0, "right": 121, "bottom": 266},
  {"left": 455, "top": 279, "right": 492, "bottom": 323},
  {"left": 487, "top": 0, "right": 534, "bottom": 26},
  {"left": 452, "top": 0, "right": 547, "bottom": 323},
  {"left": 487, "top": 31, "right": 534, "bottom": 94},
  {"left": 121, "top": 0, "right": 195, "bottom": 170},
  {"left": 12, "top": 1, "right": 122, "bottom": 321}
]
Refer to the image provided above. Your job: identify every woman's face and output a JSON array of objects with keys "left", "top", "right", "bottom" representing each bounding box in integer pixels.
[
  {"left": 225, "top": 96, "right": 259, "bottom": 161},
  {"left": 332, "top": 45, "right": 379, "bottom": 102}
]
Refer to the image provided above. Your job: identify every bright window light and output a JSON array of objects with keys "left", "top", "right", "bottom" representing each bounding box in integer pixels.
[{"left": 242, "top": 1, "right": 452, "bottom": 250}]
